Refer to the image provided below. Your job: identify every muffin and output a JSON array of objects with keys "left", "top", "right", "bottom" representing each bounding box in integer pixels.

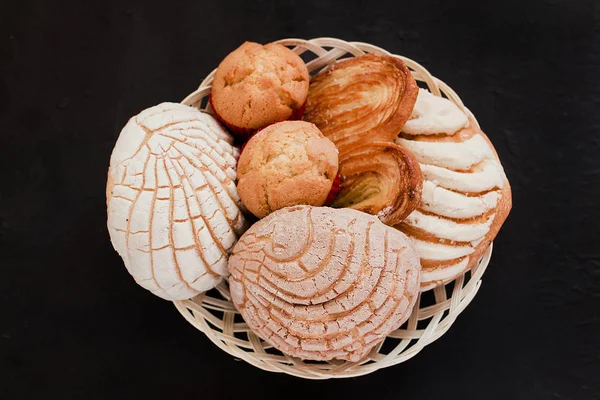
[
  {"left": 236, "top": 121, "right": 338, "bottom": 218},
  {"left": 210, "top": 42, "right": 309, "bottom": 140}
]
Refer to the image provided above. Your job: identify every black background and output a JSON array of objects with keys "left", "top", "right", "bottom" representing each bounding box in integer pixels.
[{"left": 1, "top": 0, "right": 599, "bottom": 399}]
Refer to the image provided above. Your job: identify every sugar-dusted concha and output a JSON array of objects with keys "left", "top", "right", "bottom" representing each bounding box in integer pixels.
[
  {"left": 394, "top": 89, "right": 512, "bottom": 290},
  {"left": 107, "top": 103, "right": 247, "bottom": 300},
  {"left": 228, "top": 206, "right": 421, "bottom": 361}
]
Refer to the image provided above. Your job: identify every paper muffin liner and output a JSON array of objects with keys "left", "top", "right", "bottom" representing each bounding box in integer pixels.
[
  {"left": 209, "top": 92, "right": 256, "bottom": 141},
  {"left": 324, "top": 173, "right": 342, "bottom": 206}
]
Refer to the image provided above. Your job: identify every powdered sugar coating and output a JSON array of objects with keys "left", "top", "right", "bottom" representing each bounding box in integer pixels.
[
  {"left": 228, "top": 206, "right": 421, "bottom": 361},
  {"left": 107, "top": 103, "right": 247, "bottom": 300}
]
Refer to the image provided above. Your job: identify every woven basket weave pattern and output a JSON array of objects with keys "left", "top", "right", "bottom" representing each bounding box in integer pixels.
[{"left": 174, "top": 37, "right": 493, "bottom": 380}]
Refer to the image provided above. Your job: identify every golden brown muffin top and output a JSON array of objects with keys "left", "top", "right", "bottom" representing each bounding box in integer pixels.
[
  {"left": 236, "top": 121, "right": 338, "bottom": 218},
  {"left": 211, "top": 42, "right": 309, "bottom": 130}
]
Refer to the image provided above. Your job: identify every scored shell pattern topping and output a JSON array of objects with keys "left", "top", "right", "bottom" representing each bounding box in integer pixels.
[
  {"left": 107, "top": 103, "right": 247, "bottom": 300},
  {"left": 394, "top": 90, "right": 508, "bottom": 289},
  {"left": 228, "top": 206, "right": 421, "bottom": 362}
]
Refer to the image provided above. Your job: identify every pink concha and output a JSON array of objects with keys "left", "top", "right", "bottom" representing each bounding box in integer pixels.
[{"left": 228, "top": 205, "right": 422, "bottom": 362}]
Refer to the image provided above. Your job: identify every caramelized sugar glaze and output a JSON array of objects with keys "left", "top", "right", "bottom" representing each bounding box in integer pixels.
[
  {"left": 333, "top": 141, "right": 422, "bottom": 225},
  {"left": 305, "top": 54, "right": 418, "bottom": 156},
  {"left": 305, "top": 54, "right": 421, "bottom": 225}
]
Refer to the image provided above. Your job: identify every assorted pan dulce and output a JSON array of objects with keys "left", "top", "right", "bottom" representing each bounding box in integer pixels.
[{"left": 107, "top": 41, "right": 512, "bottom": 361}]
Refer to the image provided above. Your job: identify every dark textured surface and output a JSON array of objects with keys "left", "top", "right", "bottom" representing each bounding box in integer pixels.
[{"left": 1, "top": 0, "right": 599, "bottom": 399}]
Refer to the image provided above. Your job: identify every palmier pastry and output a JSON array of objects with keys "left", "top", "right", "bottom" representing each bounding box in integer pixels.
[
  {"left": 228, "top": 206, "right": 421, "bottom": 361},
  {"left": 394, "top": 89, "right": 512, "bottom": 290},
  {"left": 107, "top": 103, "right": 247, "bottom": 300},
  {"left": 210, "top": 41, "right": 309, "bottom": 140},
  {"left": 236, "top": 121, "right": 339, "bottom": 218},
  {"left": 332, "top": 141, "right": 422, "bottom": 226},
  {"left": 304, "top": 53, "right": 418, "bottom": 155}
]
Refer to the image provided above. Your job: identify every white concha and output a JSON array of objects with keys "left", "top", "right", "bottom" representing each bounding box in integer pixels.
[
  {"left": 107, "top": 102, "right": 247, "bottom": 300},
  {"left": 394, "top": 90, "right": 511, "bottom": 290}
]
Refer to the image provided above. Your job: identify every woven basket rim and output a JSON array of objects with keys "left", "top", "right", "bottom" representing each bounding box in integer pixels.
[{"left": 174, "top": 37, "right": 493, "bottom": 380}]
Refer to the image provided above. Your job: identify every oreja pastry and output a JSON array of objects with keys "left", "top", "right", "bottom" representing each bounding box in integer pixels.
[
  {"left": 236, "top": 121, "right": 338, "bottom": 218},
  {"left": 304, "top": 53, "right": 418, "bottom": 155},
  {"left": 228, "top": 206, "right": 421, "bottom": 361},
  {"left": 210, "top": 42, "right": 309, "bottom": 140},
  {"left": 332, "top": 141, "right": 422, "bottom": 226},
  {"left": 394, "top": 89, "right": 512, "bottom": 290},
  {"left": 107, "top": 103, "right": 247, "bottom": 300}
]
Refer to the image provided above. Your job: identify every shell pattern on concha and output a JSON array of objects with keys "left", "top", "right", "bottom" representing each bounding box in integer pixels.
[
  {"left": 107, "top": 102, "right": 247, "bottom": 300},
  {"left": 394, "top": 89, "right": 510, "bottom": 290},
  {"left": 228, "top": 206, "right": 421, "bottom": 362}
]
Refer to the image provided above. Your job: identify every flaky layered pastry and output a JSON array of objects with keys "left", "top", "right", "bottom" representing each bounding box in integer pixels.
[
  {"left": 304, "top": 53, "right": 418, "bottom": 155},
  {"left": 228, "top": 206, "right": 421, "bottom": 361},
  {"left": 107, "top": 103, "right": 247, "bottom": 300},
  {"left": 394, "top": 89, "right": 512, "bottom": 290},
  {"left": 332, "top": 141, "right": 422, "bottom": 226}
]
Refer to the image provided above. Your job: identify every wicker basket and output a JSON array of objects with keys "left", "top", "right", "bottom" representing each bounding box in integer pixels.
[{"left": 174, "top": 37, "right": 494, "bottom": 379}]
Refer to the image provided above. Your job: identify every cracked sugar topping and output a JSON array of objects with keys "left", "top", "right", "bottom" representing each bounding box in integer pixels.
[
  {"left": 107, "top": 103, "right": 247, "bottom": 300},
  {"left": 228, "top": 206, "right": 421, "bottom": 361}
]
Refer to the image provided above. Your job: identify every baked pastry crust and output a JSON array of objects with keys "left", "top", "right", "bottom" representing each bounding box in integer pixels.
[
  {"left": 228, "top": 206, "right": 421, "bottom": 361},
  {"left": 332, "top": 141, "right": 422, "bottom": 226},
  {"left": 211, "top": 42, "right": 309, "bottom": 134},
  {"left": 394, "top": 90, "right": 512, "bottom": 290},
  {"left": 106, "top": 103, "right": 246, "bottom": 300},
  {"left": 304, "top": 53, "right": 418, "bottom": 155},
  {"left": 236, "top": 121, "right": 338, "bottom": 218}
]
